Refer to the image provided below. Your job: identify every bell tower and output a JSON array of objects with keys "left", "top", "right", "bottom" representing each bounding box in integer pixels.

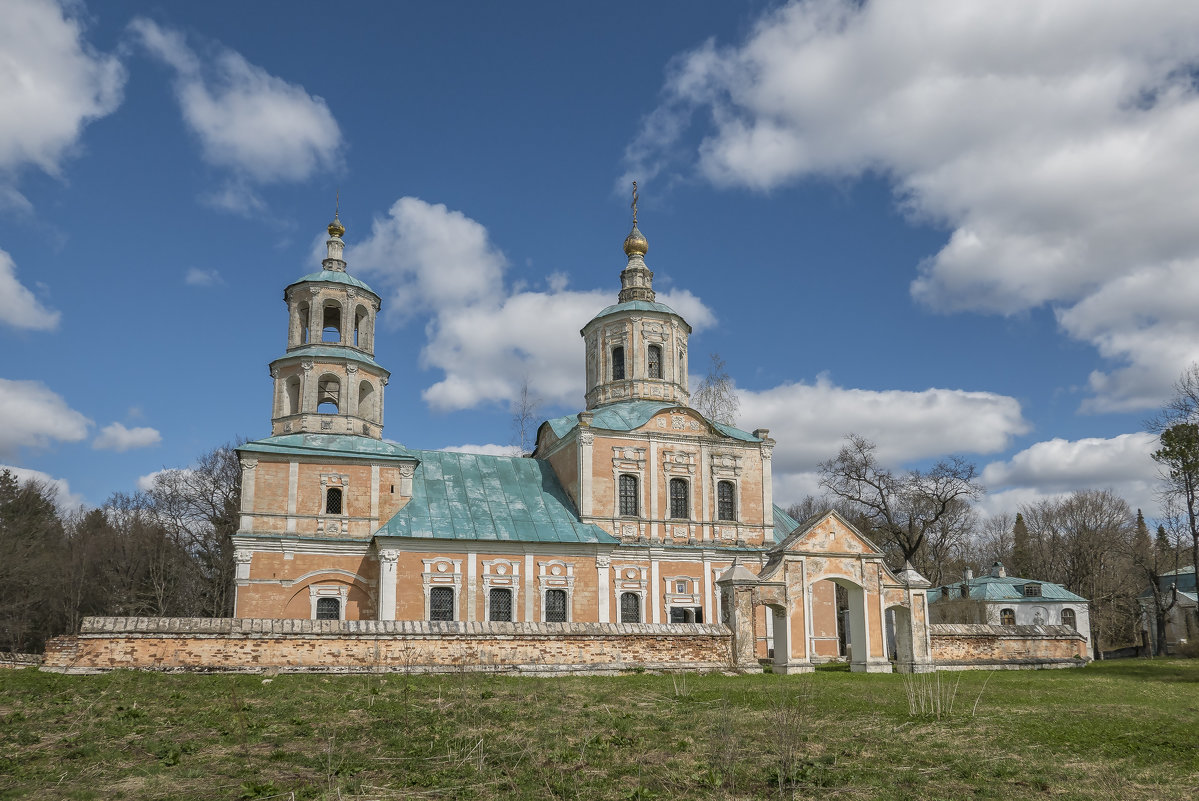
[
  {"left": 268, "top": 210, "right": 390, "bottom": 438},
  {"left": 580, "top": 183, "right": 691, "bottom": 409}
]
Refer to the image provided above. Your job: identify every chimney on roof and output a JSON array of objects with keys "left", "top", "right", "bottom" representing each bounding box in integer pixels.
[
  {"left": 964, "top": 567, "right": 974, "bottom": 582},
  {"left": 991, "top": 561, "right": 1006, "bottom": 578}
]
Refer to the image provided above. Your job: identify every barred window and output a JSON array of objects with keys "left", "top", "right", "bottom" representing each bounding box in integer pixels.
[
  {"left": 612, "top": 347, "right": 625, "bottom": 380},
  {"left": 430, "top": 587, "right": 454, "bottom": 621},
  {"left": 619, "top": 474, "right": 638, "bottom": 516},
  {"left": 647, "top": 345, "right": 662, "bottom": 379},
  {"left": 325, "top": 487, "right": 342, "bottom": 515},
  {"left": 1061, "top": 608, "right": 1076, "bottom": 629},
  {"left": 620, "top": 592, "right": 641, "bottom": 623},
  {"left": 1000, "top": 608, "right": 1015, "bottom": 626},
  {"left": 1023, "top": 583, "right": 1042, "bottom": 597},
  {"left": 717, "top": 480, "right": 735, "bottom": 521},
  {"left": 545, "top": 589, "right": 567, "bottom": 623},
  {"left": 669, "top": 478, "right": 689, "bottom": 519},
  {"left": 489, "top": 588, "right": 513, "bottom": 622},
  {"left": 316, "top": 597, "right": 340, "bottom": 620}
]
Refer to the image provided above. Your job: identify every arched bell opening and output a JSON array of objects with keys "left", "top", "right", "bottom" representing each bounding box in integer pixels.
[
  {"left": 295, "top": 300, "right": 311, "bottom": 345},
  {"left": 358, "top": 380, "right": 378, "bottom": 423},
  {"left": 317, "top": 374, "right": 341, "bottom": 414},
  {"left": 322, "top": 301, "right": 342, "bottom": 343},
  {"left": 284, "top": 375, "right": 301, "bottom": 416},
  {"left": 354, "top": 304, "right": 372, "bottom": 350}
]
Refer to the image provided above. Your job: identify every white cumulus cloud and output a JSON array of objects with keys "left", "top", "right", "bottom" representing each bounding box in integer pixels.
[
  {"left": 347, "top": 197, "right": 716, "bottom": 412},
  {"left": 0, "top": 463, "right": 85, "bottom": 511},
  {"left": 628, "top": 0, "right": 1199, "bottom": 412},
  {"left": 739, "top": 375, "right": 1030, "bottom": 481},
  {"left": 440, "top": 443, "right": 523, "bottom": 457},
  {"left": 130, "top": 17, "right": 342, "bottom": 186},
  {"left": 977, "top": 432, "right": 1160, "bottom": 516},
  {"left": 0, "top": 0, "right": 124, "bottom": 179},
  {"left": 0, "top": 378, "right": 91, "bottom": 459},
  {"left": 0, "top": 248, "right": 59, "bottom": 330},
  {"left": 184, "top": 267, "right": 223, "bottom": 287},
  {"left": 93, "top": 422, "right": 162, "bottom": 452}
]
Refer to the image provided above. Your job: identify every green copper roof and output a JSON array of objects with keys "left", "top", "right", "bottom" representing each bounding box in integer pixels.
[
  {"left": 271, "top": 344, "right": 389, "bottom": 373},
  {"left": 772, "top": 505, "right": 800, "bottom": 543},
  {"left": 543, "top": 400, "right": 762, "bottom": 443},
  {"left": 1137, "top": 565, "right": 1196, "bottom": 599},
  {"left": 376, "top": 450, "right": 618, "bottom": 544},
  {"left": 928, "top": 575, "right": 1088, "bottom": 604},
  {"left": 585, "top": 300, "right": 692, "bottom": 332},
  {"left": 239, "top": 434, "right": 417, "bottom": 461},
  {"left": 286, "top": 270, "right": 379, "bottom": 296}
]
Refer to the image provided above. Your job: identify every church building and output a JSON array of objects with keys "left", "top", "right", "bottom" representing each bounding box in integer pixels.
[{"left": 231, "top": 203, "right": 798, "bottom": 636}]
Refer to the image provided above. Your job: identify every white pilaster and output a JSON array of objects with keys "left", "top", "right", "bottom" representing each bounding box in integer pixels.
[
  {"left": 524, "top": 553, "right": 535, "bottom": 621},
  {"left": 650, "top": 558, "right": 661, "bottom": 623},
  {"left": 466, "top": 552, "right": 477, "bottom": 622},
  {"left": 378, "top": 549, "right": 399, "bottom": 620},
  {"left": 286, "top": 460, "right": 299, "bottom": 532},
  {"left": 597, "top": 552, "right": 611, "bottom": 623}
]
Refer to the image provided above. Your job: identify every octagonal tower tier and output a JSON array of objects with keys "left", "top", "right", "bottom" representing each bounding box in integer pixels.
[
  {"left": 581, "top": 209, "right": 691, "bottom": 409},
  {"left": 269, "top": 214, "right": 389, "bottom": 439}
]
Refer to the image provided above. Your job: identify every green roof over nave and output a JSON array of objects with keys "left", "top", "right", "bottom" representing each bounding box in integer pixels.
[
  {"left": 239, "top": 433, "right": 417, "bottom": 461},
  {"left": 377, "top": 450, "right": 617, "bottom": 544}
]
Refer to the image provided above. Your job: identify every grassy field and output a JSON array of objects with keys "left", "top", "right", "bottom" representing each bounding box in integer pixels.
[{"left": 0, "top": 660, "right": 1196, "bottom": 800}]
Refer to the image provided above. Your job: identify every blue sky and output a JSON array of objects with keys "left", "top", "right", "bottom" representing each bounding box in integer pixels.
[{"left": 2, "top": 0, "right": 1191, "bottom": 519}]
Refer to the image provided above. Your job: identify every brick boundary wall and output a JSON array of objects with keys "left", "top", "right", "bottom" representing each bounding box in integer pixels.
[
  {"left": 930, "top": 623, "right": 1089, "bottom": 670},
  {"left": 41, "top": 617, "right": 735, "bottom": 676},
  {"left": 0, "top": 653, "right": 43, "bottom": 669}
]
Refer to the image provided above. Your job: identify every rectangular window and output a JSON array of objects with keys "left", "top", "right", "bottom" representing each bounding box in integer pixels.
[
  {"left": 489, "top": 588, "right": 513, "bottom": 622},
  {"left": 619, "top": 473, "right": 638, "bottom": 516},
  {"left": 325, "top": 487, "right": 343, "bottom": 515},
  {"left": 429, "top": 587, "right": 454, "bottom": 621},
  {"left": 544, "top": 589, "right": 567, "bottom": 623},
  {"left": 316, "top": 597, "right": 340, "bottom": 620},
  {"left": 647, "top": 345, "right": 662, "bottom": 379},
  {"left": 1023, "top": 584, "right": 1041, "bottom": 597},
  {"left": 669, "top": 478, "right": 689, "bottom": 519},
  {"left": 675, "top": 580, "right": 687, "bottom": 594},
  {"left": 612, "top": 346, "right": 625, "bottom": 380},
  {"left": 717, "top": 480, "right": 735, "bottom": 521},
  {"left": 620, "top": 592, "right": 641, "bottom": 623}
]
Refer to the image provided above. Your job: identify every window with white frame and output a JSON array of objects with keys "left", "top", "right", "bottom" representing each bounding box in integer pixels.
[
  {"left": 489, "top": 588, "right": 513, "bottom": 622},
  {"left": 619, "top": 473, "right": 638, "bottom": 516},
  {"left": 544, "top": 589, "right": 567, "bottom": 623},
  {"left": 669, "top": 478, "right": 689, "bottom": 519},
  {"left": 717, "top": 480, "right": 735, "bottom": 521},
  {"left": 620, "top": 591, "right": 641, "bottom": 623},
  {"left": 316, "top": 597, "right": 340, "bottom": 620},
  {"left": 429, "top": 586, "right": 455, "bottom": 621}
]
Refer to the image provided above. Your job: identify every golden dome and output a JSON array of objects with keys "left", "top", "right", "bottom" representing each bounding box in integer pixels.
[
  {"left": 623, "top": 224, "right": 648, "bottom": 257},
  {"left": 327, "top": 213, "right": 345, "bottom": 239}
]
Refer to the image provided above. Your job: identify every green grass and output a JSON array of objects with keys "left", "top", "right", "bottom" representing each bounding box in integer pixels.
[{"left": 0, "top": 660, "right": 1196, "bottom": 800}]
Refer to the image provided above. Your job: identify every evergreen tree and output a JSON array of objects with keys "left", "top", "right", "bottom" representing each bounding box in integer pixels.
[
  {"left": 1011, "top": 512, "right": 1030, "bottom": 576},
  {"left": 1155, "top": 524, "right": 1172, "bottom": 559},
  {"left": 1132, "top": 509, "right": 1151, "bottom": 562}
]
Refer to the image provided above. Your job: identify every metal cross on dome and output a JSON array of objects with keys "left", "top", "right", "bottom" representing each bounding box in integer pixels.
[{"left": 631, "top": 181, "right": 639, "bottom": 225}]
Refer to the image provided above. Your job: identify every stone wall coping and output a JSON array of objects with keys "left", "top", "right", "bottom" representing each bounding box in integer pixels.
[
  {"left": 930, "top": 623, "right": 1086, "bottom": 641},
  {"left": 77, "top": 617, "right": 730, "bottom": 638}
]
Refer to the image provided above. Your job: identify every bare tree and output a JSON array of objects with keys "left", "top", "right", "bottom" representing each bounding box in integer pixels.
[
  {"left": 510, "top": 378, "right": 542, "bottom": 456},
  {"left": 817, "top": 434, "right": 983, "bottom": 568},
  {"left": 692, "top": 353, "right": 740, "bottom": 426}
]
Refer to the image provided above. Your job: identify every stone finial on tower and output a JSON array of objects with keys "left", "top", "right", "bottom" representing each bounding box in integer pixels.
[
  {"left": 323, "top": 194, "right": 347, "bottom": 272},
  {"left": 618, "top": 181, "right": 655, "bottom": 303}
]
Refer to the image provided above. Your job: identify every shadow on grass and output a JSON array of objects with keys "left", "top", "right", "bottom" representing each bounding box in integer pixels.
[{"left": 1091, "top": 657, "right": 1198, "bottom": 682}]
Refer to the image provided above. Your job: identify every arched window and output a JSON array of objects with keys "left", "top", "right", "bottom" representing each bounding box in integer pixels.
[
  {"left": 317, "top": 375, "right": 340, "bottom": 413},
  {"left": 325, "top": 487, "right": 343, "bottom": 515},
  {"left": 612, "top": 346, "right": 625, "bottom": 380},
  {"left": 669, "top": 478, "right": 689, "bottom": 519},
  {"left": 354, "top": 304, "right": 370, "bottom": 349},
  {"left": 545, "top": 589, "right": 567, "bottom": 623},
  {"left": 647, "top": 345, "right": 662, "bottom": 379},
  {"left": 358, "top": 381, "right": 378, "bottom": 422},
  {"left": 429, "top": 587, "right": 454, "bottom": 621},
  {"left": 284, "top": 376, "right": 301, "bottom": 416},
  {"left": 620, "top": 592, "right": 641, "bottom": 623},
  {"left": 316, "top": 597, "right": 340, "bottom": 620},
  {"left": 717, "top": 480, "right": 735, "bottom": 521},
  {"left": 619, "top": 474, "right": 638, "bottom": 516},
  {"left": 489, "top": 588, "right": 513, "bottom": 622},
  {"left": 1000, "top": 608, "right": 1015, "bottom": 626},
  {"left": 322, "top": 301, "right": 342, "bottom": 343},
  {"left": 1061, "top": 608, "right": 1076, "bottom": 629},
  {"left": 297, "top": 301, "right": 311, "bottom": 345}
]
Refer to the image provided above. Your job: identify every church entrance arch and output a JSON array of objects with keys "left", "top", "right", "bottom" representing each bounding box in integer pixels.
[{"left": 717, "top": 510, "right": 935, "bottom": 675}]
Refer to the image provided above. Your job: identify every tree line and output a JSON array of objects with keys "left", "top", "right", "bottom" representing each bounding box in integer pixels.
[{"left": 0, "top": 444, "right": 241, "bottom": 653}]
